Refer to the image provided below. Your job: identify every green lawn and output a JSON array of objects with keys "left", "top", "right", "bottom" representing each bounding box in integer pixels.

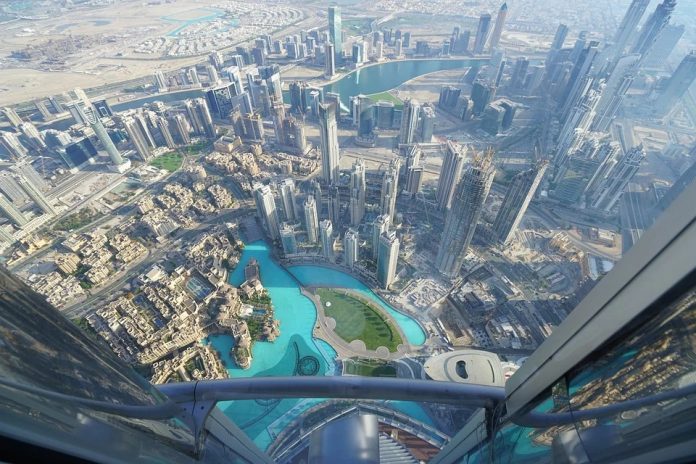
[
  {"left": 344, "top": 358, "right": 397, "bottom": 377},
  {"left": 54, "top": 208, "right": 102, "bottom": 232},
  {"left": 149, "top": 152, "right": 183, "bottom": 172},
  {"left": 316, "top": 288, "right": 403, "bottom": 351},
  {"left": 368, "top": 91, "right": 403, "bottom": 109}
]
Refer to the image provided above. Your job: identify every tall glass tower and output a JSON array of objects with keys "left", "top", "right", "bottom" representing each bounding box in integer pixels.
[
  {"left": 492, "top": 162, "right": 547, "bottom": 244},
  {"left": 328, "top": 6, "right": 342, "bottom": 65},
  {"left": 612, "top": 0, "right": 651, "bottom": 56},
  {"left": 436, "top": 151, "right": 495, "bottom": 277},
  {"left": 631, "top": 0, "right": 677, "bottom": 56},
  {"left": 318, "top": 102, "right": 340, "bottom": 184}
]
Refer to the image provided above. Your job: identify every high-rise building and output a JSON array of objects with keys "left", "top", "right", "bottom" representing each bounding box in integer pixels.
[
  {"left": 154, "top": 71, "right": 168, "bottom": 92},
  {"left": 372, "top": 214, "right": 390, "bottom": 260},
  {"left": 399, "top": 99, "right": 420, "bottom": 145},
  {"left": 551, "top": 24, "right": 569, "bottom": 51},
  {"left": 318, "top": 102, "right": 340, "bottom": 184},
  {"left": 253, "top": 183, "right": 280, "bottom": 240},
  {"left": 471, "top": 80, "right": 495, "bottom": 116},
  {"left": 156, "top": 116, "right": 177, "bottom": 149},
  {"left": 510, "top": 57, "right": 530, "bottom": 90},
  {"left": 343, "top": 228, "right": 359, "bottom": 269},
  {"left": 612, "top": 0, "right": 651, "bottom": 57},
  {"left": 280, "top": 223, "right": 297, "bottom": 255},
  {"left": 15, "top": 174, "right": 55, "bottom": 216},
  {"left": 654, "top": 51, "right": 696, "bottom": 116},
  {"left": 642, "top": 24, "right": 685, "bottom": 68},
  {"left": 473, "top": 14, "right": 492, "bottom": 54},
  {"left": 1, "top": 107, "right": 22, "bottom": 128},
  {"left": 349, "top": 159, "right": 366, "bottom": 226},
  {"left": 279, "top": 178, "right": 298, "bottom": 222},
  {"left": 325, "top": 43, "right": 336, "bottom": 78},
  {"left": 376, "top": 230, "right": 399, "bottom": 289},
  {"left": 492, "top": 163, "right": 547, "bottom": 244},
  {"left": 192, "top": 98, "right": 216, "bottom": 138},
  {"left": 436, "top": 151, "right": 495, "bottom": 278},
  {"left": 328, "top": 6, "right": 342, "bottom": 65},
  {"left": 0, "top": 132, "right": 28, "bottom": 159},
  {"left": 328, "top": 185, "right": 341, "bottom": 229},
  {"left": 556, "top": 85, "right": 603, "bottom": 170},
  {"left": 0, "top": 191, "right": 27, "bottom": 227},
  {"left": 271, "top": 99, "right": 286, "bottom": 145},
  {"left": 380, "top": 158, "right": 400, "bottom": 222},
  {"left": 34, "top": 99, "right": 52, "bottom": 121},
  {"left": 437, "top": 141, "right": 468, "bottom": 210},
  {"left": 19, "top": 122, "right": 46, "bottom": 150},
  {"left": 172, "top": 114, "right": 191, "bottom": 145},
  {"left": 630, "top": 0, "right": 677, "bottom": 56},
  {"left": 590, "top": 145, "right": 645, "bottom": 211},
  {"left": 488, "top": 3, "right": 508, "bottom": 52},
  {"left": 74, "top": 101, "right": 126, "bottom": 169},
  {"left": 122, "top": 116, "right": 152, "bottom": 161},
  {"left": 304, "top": 195, "right": 319, "bottom": 243},
  {"left": 420, "top": 106, "right": 435, "bottom": 142},
  {"left": 320, "top": 219, "right": 333, "bottom": 259},
  {"left": 591, "top": 54, "right": 640, "bottom": 131}
]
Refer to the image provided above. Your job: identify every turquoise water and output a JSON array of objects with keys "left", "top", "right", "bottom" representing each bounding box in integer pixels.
[
  {"left": 207, "top": 240, "right": 431, "bottom": 448},
  {"left": 161, "top": 8, "right": 231, "bottom": 37},
  {"left": 288, "top": 265, "right": 426, "bottom": 345},
  {"left": 322, "top": 58, "right": 489, "bottom": 106}
]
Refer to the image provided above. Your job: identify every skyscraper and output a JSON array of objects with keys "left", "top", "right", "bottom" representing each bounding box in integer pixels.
[
  {"left": 328, "top": 6, "right": 342, "bottom": 65},
  {"left": 612, "top": 0, "right": 651, "bottom": 57},
  {"left": 591, "top": 54, "right": 640, "bottom": 131},
  {"left": 74, "top": 102, "right": 126, "bottom": 169},
  {"left": 1, "top": 107, "right": 22, "bottom": 128},
  {"left": 325, "top": 43, "right": 336, "bottom": 78},
  {"left": 630, "top": 0, "right": 677, "bottom": 56},
  {"left": 492, "top": 163, "right": 547, "bottom": 244},
  {"left": 343, "top": 228, "right": 359, "bottom": 269},
  {"left": 372, "top": 214, "right": 390, "bottom": 260},
  {"left": 380, "top": 158, "right": 400, "bottom": 222},
  {"left": 654, "top": 51, "right": 696, "bottom": 116},
  {"left": 377, "top": 230, "right": 399, "bottom": 289},
  {"left": 349, "top": 159, "right": 366, "bottom": 225},
  {"left": 304, "top": 195, "right": 319, "bottom": 243},
  {"left": 15, "top": 174, "right": 55, "bottom": 216},
  {"left": 172, "top": 114, "right": 191, "bottom": 145},
  {"left": 280, "top": 223, "right": 297, "bottom": 255},
  {"left": 488, "top": 3, "right": 508, "bottom": 52},
  {"left": 328, "top": 185, "right": 341, "bottom": 229},
  {"left": 253, "top": 183, "right": 280, "bottom": 240},
  {"left": 399, "top": 99, "right": 420, "bottom": 144},
  {"left": 0, "top": 132, "right": 28, "bottom": 159},
  {"left": 122, "top": 116, "right": 152, "bottom": 161},
  {"left": 318, "top": 102, "right": 340, "bottom": 184},
  {"left": 0, "top": 191, "right": 27, "bottom": 227},
  {"left": 279, "top": 178, "right": 298, "bottom": 222},
  {"left": 590, "top": 145, "right": 645, "bottom": 211},
  {"left": 435, "top": 151, "right": 495, "bottom": 278},
  {"left": 420, "top": 106, "right": 435, "bottom": 142},
  {"left": 156, "top": 116, "right": 177, "bottom": 149},
  {"left": 320, "top": 219, "right": 334, "bottom": 259},
  {"left": 437, "top": 141, "right": 467, "bottom": 211},
  {"left": 473, "top": 14, "right": 492, "bottom": 54},
  {"left": 551, "top": 24, "right": 569, "bottom": 51}
]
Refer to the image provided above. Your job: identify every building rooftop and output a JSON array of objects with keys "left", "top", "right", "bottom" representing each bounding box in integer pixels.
[{"left": 423, "top": 349, "right": 504, "bottom": 386}]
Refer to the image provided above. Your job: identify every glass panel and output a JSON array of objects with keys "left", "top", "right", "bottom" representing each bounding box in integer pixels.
[{"left": 563, "top": 284, "right": 696, "bottom": 461}]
